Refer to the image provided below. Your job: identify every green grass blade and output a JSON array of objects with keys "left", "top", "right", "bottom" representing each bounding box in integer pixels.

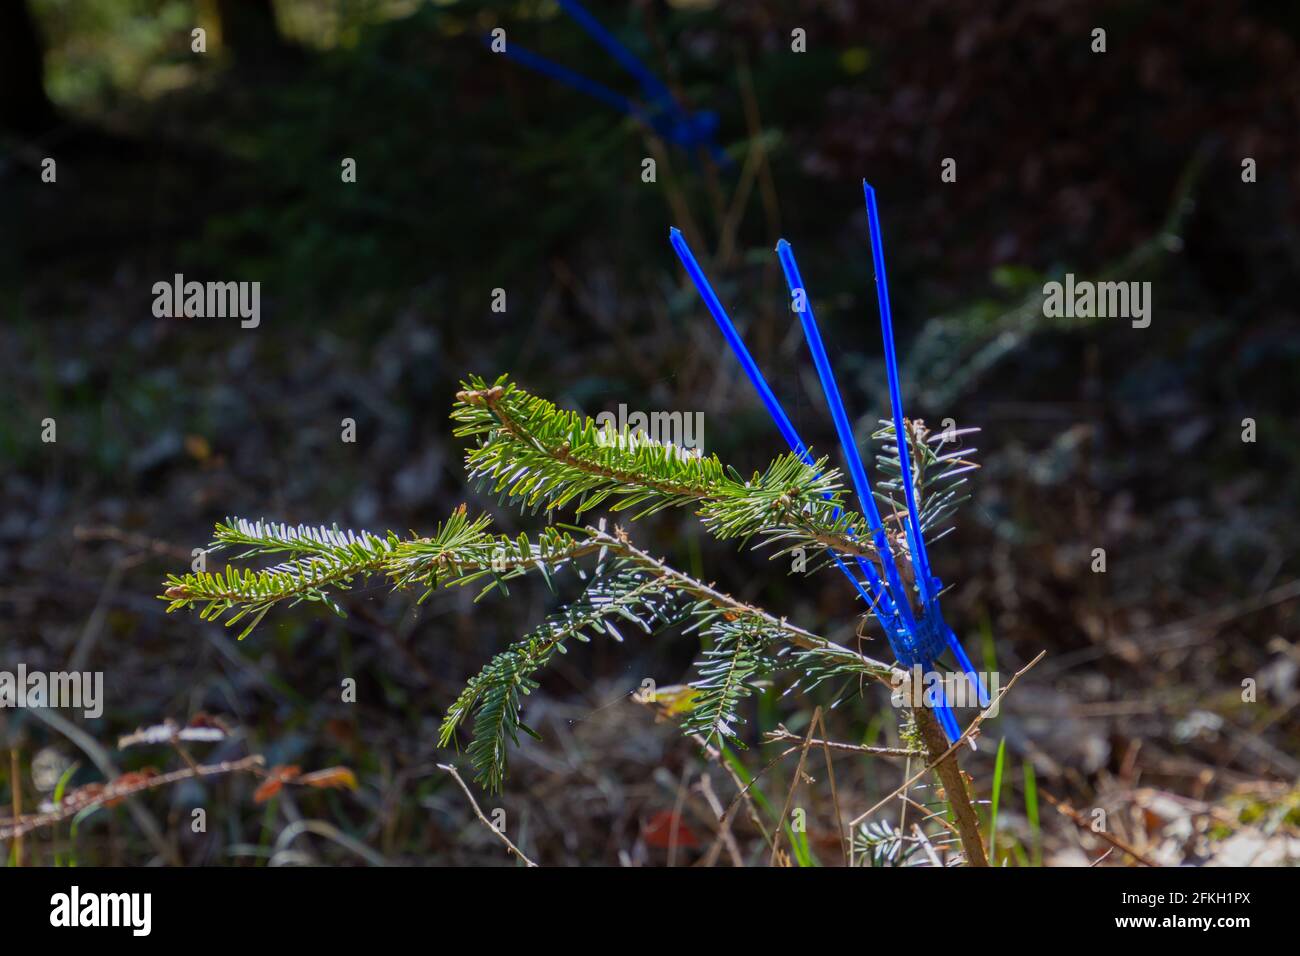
[
  {"left": 989, "top": 737, "right": 1006, "bottom": 860},
  {"left": 1023, "top": 758, "right": 1041, "bottom": 866}
]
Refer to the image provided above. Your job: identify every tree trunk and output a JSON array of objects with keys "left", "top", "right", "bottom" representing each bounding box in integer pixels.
[
  {"left": 216, "top": 0, "right": 289, "bottom": 65},
  {"left": 0, "top": 0, "right": 58, "bottom": 136}
]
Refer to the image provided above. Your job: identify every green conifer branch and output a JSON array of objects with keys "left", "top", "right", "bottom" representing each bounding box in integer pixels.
[
  {"left": 453, "top": 375, "right": 888, "bottom": 571},
  {"left": 678, "top": 618, "right": 778, "bottom": 745},
  {"left": 438, "top": 524, "right": 892, "bottom": 790},
  {"left": 872, "top": 418, "right": 981, "bottom": 545},
  {"left": 160, "top": 508, "right": 606, "bottom": 638},
  {"left": 160, "top": 377, "right": 911, "bottom": 799},
  {"left": 439, "top": 559, "right": 689, "bottom": 791}
]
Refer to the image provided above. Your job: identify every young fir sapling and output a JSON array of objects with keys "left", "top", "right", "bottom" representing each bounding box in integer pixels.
[{"left": 160, "top": 185, "right": 996, "bottom": 865}]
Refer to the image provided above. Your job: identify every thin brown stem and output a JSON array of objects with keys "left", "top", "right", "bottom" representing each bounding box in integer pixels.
[
  {"left": 695, "top": 772, "right": 745, "bottom": 867},
  {"left": 0, "top": 755, "right": 265, "bottom": 841},
  {"left": 437, "top": 763, "right": 538, "bottom": 867},
  {"left": 769, "top": 707, "right": 820, "bottom": 866},
  {"left": 764, "top": 726, "right": 915, "bottom": 758},
  {"left": 813, "top": 710, "right": 849, "bottom": 866},
  {"left": 1040, "top": 788, "right": 1158, "bottom": 867}
]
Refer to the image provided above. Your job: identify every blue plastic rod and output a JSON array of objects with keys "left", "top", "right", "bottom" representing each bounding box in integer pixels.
[
  {"left": 670, "top": 228, "right": 806, "bottom": 458},
  {"left": 491, "top": 42, "right": 646, "bottom": 121},
  {"left": 863, "top": 182, "right": 990, "bottom": 711},
  {"left": 488, "top": 4, "right": 728, "bottom": 163},
  {"left": 557, "top": 0, "right": 677, "bottom": 112},
  {"left": 668, "top": 228, "right": 897, "bottom": 622},
  {"left": 862, "top": 181, "right": 935, "bottom": 608},
  {"left": 775, "top": 239, "right": 918, "bottom": 637}
]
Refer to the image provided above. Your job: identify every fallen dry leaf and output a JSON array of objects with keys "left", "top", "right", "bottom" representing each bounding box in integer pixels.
[
  {"left": 297, "top": 766, "right": 358, "bottom": 791},
  {"left": 253, "top": 765, "right": 301, "bottom": 804}
]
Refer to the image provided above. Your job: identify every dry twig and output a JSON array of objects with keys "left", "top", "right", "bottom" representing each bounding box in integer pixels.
[
  {"left": 0, "top": 755, "right": 265, "bottom": 841},
  {"left": 437, "top": 763, "right": 538, "bottom": 867},
  {"left": 1040, "top": 788, "right": 1158, "bottom": 867},
  {"left": 769, "top": 707, "right": 821, "bottom": 867}
]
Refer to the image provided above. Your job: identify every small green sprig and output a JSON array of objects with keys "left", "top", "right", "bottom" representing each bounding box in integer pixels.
[
  {"left": 160, "top": 507, "right": 602, "bottom": 638},
  {"left": 872, "top": 418, "right": 981, "bottom": 546}
]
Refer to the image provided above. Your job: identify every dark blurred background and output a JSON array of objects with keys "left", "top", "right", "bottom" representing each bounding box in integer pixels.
[{"left": 2, "top": 0, "right": 1298, "bottom": 866}]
